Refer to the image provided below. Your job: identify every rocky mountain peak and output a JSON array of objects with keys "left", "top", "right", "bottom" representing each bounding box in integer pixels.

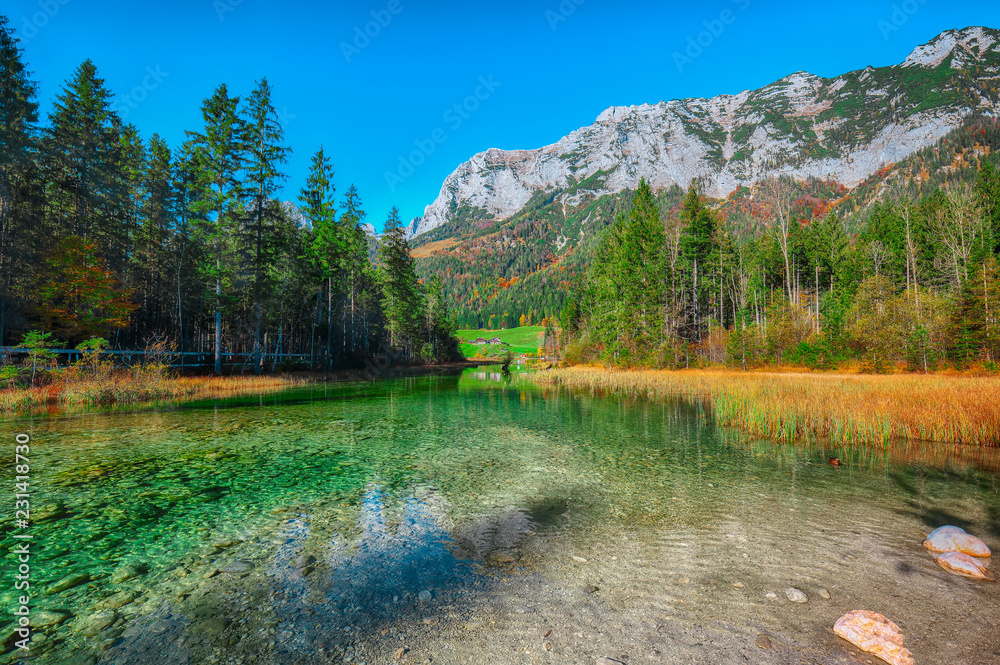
[
  {"left": 405, "top": 27, "right": 1000, "bottom": 239},
  {"left": 902, "top": 26, "right": 998, "bottom": 68}
]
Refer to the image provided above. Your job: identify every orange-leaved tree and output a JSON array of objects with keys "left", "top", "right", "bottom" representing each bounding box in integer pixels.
[{"left": 37, "top": 235, "right": 136, "bottom": 344}]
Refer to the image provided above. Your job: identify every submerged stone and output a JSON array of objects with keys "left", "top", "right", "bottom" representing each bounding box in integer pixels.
[
  {"left": 34, "top": 610, "right": 72, "bottom": 628},
  {"left": 75, "top": 609, "right": 117, "bottom": 636},
  {"left": 785, "top": 587, "right": 808, "bottom": 603},
  {"left": 110, "top": 565, "right": 140, "bottom": 584},
  {"left": 833, "top": 610, "right": 913, "bottom": 665},
  {"left": 923, "top": 525, "right": 991, "bottom": 557},
  {"left": 49, "top": 573, "right": 90, "bottom": 594},
  {"left": 219, "top": 560, "right": 253, "bottom": 573}
]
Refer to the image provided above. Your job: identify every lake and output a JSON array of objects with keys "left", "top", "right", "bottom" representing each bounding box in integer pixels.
[{"left": 4, "top": 367, "right": 999, "bottom": 664}]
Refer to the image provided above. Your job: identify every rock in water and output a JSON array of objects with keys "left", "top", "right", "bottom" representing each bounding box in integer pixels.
[
  {"left": 833, "top": 610, "right": 914, "bottom": 665},
  {"left": 48, "top": 573, "right": 90, "bottom": 594},
  {"left": 923, "top": 525, "right": 991, "bottom": 557},
  {"left": 785, "top": 587, "right": 808, "bottom": 603},
  {"left": 935, "top": 552, "right": 995, "bottom": 580}
]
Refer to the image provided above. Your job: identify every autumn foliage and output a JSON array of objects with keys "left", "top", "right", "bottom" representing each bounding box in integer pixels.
[{"left": 36, "top": 235, "right": 136, "bottom": 344}]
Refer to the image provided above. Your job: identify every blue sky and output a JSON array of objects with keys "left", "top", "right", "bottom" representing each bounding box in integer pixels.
[{"left": 7, "top": 0, "right": 1000, "bottom": 231}]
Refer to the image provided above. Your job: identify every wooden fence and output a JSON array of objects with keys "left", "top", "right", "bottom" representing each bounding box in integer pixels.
[{"left": 0, "top": 347, "right": 313, "bottom": 371}]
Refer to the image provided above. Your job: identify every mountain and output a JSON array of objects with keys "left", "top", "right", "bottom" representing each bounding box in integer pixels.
[{"left": 406, "top": 27, "right": 1000, "bottom": 240}]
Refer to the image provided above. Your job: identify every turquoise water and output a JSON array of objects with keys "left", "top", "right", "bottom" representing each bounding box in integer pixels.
[{"left": 3, "top": 368, "right": 999, "bottom": 664}]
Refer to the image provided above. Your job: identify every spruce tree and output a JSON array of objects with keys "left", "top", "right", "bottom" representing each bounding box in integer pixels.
[
  {"left": 378, "top": 207, "right": 423, "bottom": 356},
  {"left": 43, "top": 60, "right": 124, "bottom": 254},
  {"left": 0, "top": 16, "right": 39, "bottom": 345},
  {"left": 131, "top": 134, "right": 173, "bottom": 334},
  {"left": 300, "top": 146, "right": 338, "bottom": 369},
  {"left": 242, "top": 77, "right": 290, "bottom": 372},
  {"left": 679, "top": 185, "right": 717, "bottom": 337},
  {"left": 185, "top": 83, "right": 244, "bottom": 374}
]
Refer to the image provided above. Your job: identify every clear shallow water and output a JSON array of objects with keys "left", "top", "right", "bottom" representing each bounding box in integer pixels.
[{"left": 3, "top": 368, "right": 999, "bottom": 664}]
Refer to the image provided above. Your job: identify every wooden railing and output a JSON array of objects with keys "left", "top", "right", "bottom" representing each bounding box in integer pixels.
[{"left": 0, "top": 347, "right": 312, "bottom": 370}]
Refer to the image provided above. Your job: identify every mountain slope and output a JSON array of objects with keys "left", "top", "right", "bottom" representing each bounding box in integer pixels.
[{"left": 407, "top": 26, "right": 1000, "bottom": 239}]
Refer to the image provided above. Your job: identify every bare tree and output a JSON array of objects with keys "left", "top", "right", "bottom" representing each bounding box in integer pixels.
[
  {"left": 933, "top": 189, "right": 985, "bottom": 287},
  {"left": 866, "top": 240, "right": 890, "bottom": 277},
  {"left": 897, "top": 200, "right": 920, "bottom": 306},
  {"left": 760, "top": 176, "right": 796, "bottom": 305}
]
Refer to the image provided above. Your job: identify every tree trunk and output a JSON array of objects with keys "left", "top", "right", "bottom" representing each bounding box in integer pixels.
[{"left": 215, "top": 273, "right": 222, "bottom": 375}]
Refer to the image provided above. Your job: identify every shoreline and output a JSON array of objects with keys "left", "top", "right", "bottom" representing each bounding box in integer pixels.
[{"left": 0, "top": 360, "right": 495, "bottom": 417}]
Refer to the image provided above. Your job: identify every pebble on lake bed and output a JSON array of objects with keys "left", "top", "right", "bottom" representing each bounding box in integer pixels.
[
  {"left": 833, "top": 610, "right": 913, "bottom": 665},
  {"left": 785, "top": 587, "right": 807, "bottom": 603},
  {"left": 923, "top": 525, "right": 991, "bottom": 557},
  {"left": 934, "top": 551, "right": 995, "bottom": 580}
]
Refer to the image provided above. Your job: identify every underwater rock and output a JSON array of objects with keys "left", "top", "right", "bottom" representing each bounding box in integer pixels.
[
  {"left": 110, "top": 565, "right": 140, "bottom": 584},
  {"left": 923, "top": 526, "right": 991, "bottom": 557},
  {"left": 219, "top": 560, "right": 252, "bottom": 574},
  {"left": 490, "top": 551, "right": 518, "bottom": 563},
  {"left": 49, "top": 573, "right": 90, "bottom": 593},
  {"left": 75, "top": 609, "right": 117, "bottom": 637},
  {"left": 785, "top": 587, "right": 808, "bottom": 603},
  {"left": 833, "top": 610, "right": 913, "bottom": 665},
  {"left": 33, "top": 610, "right": 72, "bottom": 628},
  {"left": 934, "top": 552, "right": 995, "bottom": 580}
]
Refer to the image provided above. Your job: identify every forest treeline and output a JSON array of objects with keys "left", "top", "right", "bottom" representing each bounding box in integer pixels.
[
  {"left": 0, "top": 17, "right": 458, "bottom": 374},
  {"left": 561, "top": 162, "right": 1000, "bottom": 371}
]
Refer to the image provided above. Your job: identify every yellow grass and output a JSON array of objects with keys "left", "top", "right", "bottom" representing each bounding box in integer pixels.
[
  {"left": 410, "top": 237, "right": 460, "bottom": 258},
  {"left": 527, "top": 367, "right": 1000, "bottom": 447},
  {"left": 0, "top": 373, "right": 310, "bottom": 416}
]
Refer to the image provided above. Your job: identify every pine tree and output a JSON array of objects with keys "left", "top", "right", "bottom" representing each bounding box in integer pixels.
[
  {"left": 131, "top": 134, "right": 173, "bottom": 335},
  {"left": 241, "top": 77, "right": 290, "bottom": 372},
  {"left": 42, "top": 60, "right": 124, "bottom": 257},
  {"left": 300, "top": 146, "right": 338, "bottom": 369},
  {"left": 378, "top": 207, "right": 424, "bottom": 356},
  {"left": 680, "top": 184, "right": 718, "bottom": 337},
  {"left": 338, "top": 184, "right": 372, "bottom": 357},
  {"left": 0, "top": 16, "right": 39, "bottom": 345},
  {"left": 185, "top": 83, "right": 245, "bottom": 374}
]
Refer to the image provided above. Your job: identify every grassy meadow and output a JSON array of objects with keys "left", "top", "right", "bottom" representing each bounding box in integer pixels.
[
  {"left": 456, "top": 326, "right": 545, "bottom": 358},
  {"left": 527, "top": 367, "right": 1000, "bottom": 447}
]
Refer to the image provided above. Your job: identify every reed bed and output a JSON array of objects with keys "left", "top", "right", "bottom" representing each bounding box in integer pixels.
[
  {"left": 0, "top": 373, "right": 309, "bottom": 416},
  {"left": 527, "top": 367, "right": 1000, "bottom": 447}
]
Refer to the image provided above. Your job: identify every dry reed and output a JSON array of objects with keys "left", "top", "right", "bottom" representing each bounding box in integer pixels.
[
  {"left": 0, "top": 373, "right": 309, "bottom": 416},
  {"left": 527, "top": 367, "right": 1000, "bottom": 447}
]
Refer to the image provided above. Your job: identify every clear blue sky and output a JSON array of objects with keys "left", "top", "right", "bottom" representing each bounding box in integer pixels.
[{"left": 7, "top": 0, "right": 999, "bottom": 231}]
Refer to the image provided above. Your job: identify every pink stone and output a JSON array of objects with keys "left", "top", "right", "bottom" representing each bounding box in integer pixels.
[
  {"left": 833, "top": 610, "right": 914, "bottom": 665},
  {"left": 935, "top": 551, "right": 995, "bottom": 580},
  {"left": 923, "top": 525, "right": 991, "bottom": 557}
]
